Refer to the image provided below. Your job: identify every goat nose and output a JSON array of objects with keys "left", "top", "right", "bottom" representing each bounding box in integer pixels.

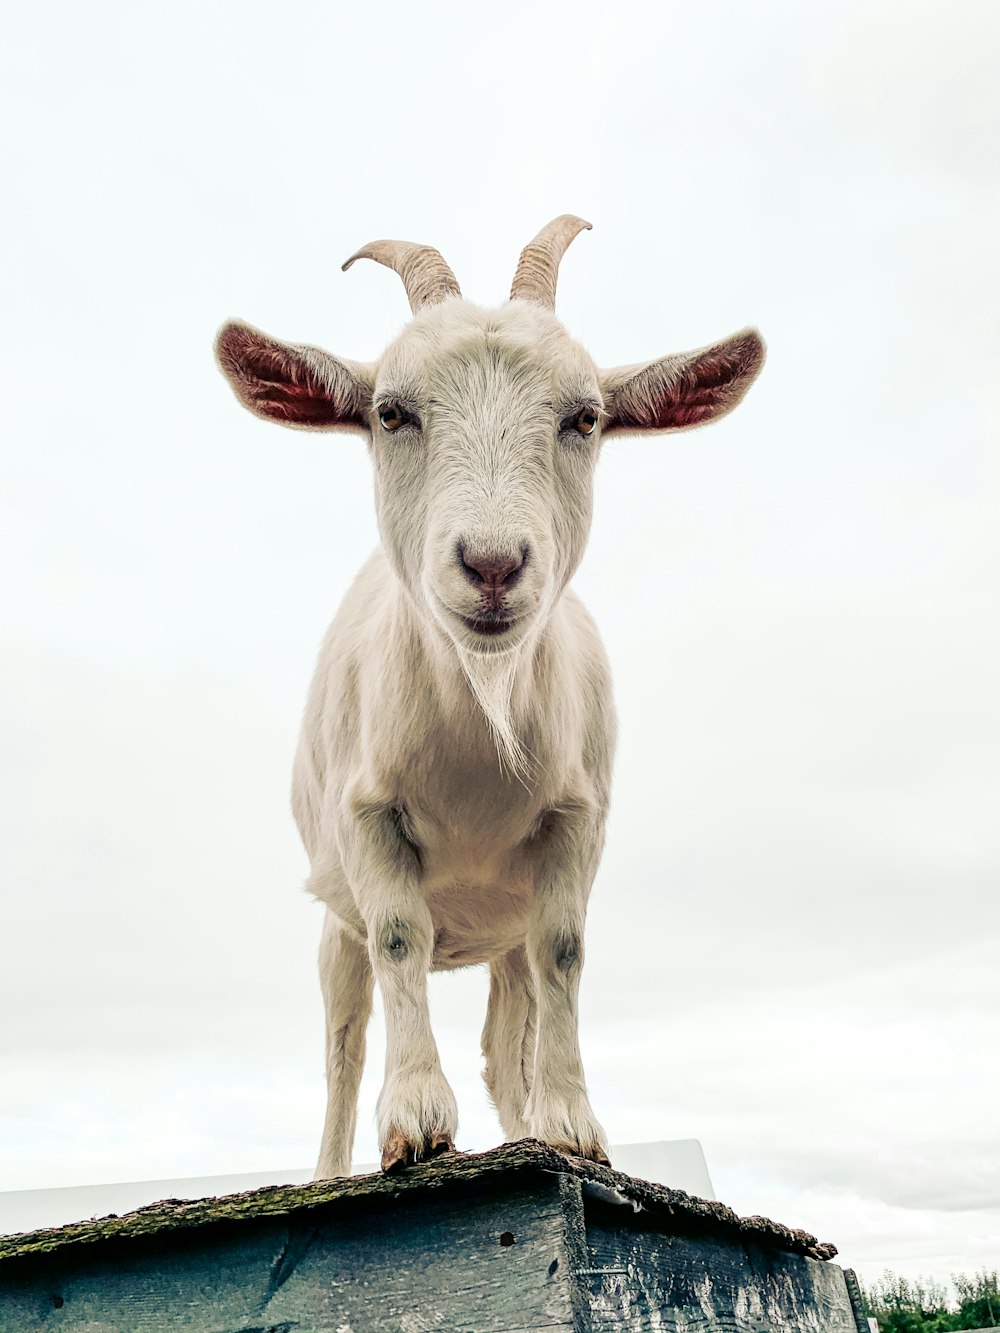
[{"left": 458, "top": 545, "right": 527, "bottom": 589}]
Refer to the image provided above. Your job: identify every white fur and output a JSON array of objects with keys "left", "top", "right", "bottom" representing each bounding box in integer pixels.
[{"left": 216, "top": 228, "right": 764, "bottom": 1178}]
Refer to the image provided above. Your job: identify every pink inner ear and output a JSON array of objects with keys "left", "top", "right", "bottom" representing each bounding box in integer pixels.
[
  {"left": 662, "top": 396, "right": 723, "bottom": 428},
  {"left": 219, "top": 325, "right": 344, "bottom": 427},
  {"left": 614, "top": 333, "right": 763, "bottom": 432},
  {"left": 250, "top": 375, "right": 344, "bottom": 427},
  {"left": 659, "top": 351, "right": 746, "bottom": 427}
]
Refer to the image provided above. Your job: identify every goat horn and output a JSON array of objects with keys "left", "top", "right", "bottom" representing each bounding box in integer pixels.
[
  {"left": 342, "top": 240, "right": 461, "bottom": 313},
  {"left": 509, "top": 215, "right": 592, "bottom": 309}
]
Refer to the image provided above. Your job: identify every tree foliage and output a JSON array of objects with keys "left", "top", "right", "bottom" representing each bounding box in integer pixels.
[
  {"left": 862, "top": 1269, "right": 999, "bottom": 1332},
  {"left": 953, "top": 1271, "right": 1000, "bottom": 1330}
]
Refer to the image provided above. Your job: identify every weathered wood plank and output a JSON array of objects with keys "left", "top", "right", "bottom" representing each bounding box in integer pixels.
[
  {"left": 0, "top": 1142, "right": 849, "bottom": 1333},
  {"left": 0, "top": 1175, "right": 587, "bottom": 1332},
  {"left": 579, "top": 1220, "right": 857, "bottom": 1333},
  {"left": 842, "top": 1268, "right": 874, "bottom": 1333}
]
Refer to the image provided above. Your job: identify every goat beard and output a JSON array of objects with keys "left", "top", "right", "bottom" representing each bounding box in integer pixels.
[
  {"left": 457, "top": 638, "right": 535, "bottom": 785},
  {"left": 420, "top": 570, "right": 550, "bottom": 786}
]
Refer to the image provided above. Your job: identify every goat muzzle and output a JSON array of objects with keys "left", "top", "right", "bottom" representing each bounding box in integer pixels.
[{"left": 458, "top": 545, "right": 527, "bottom": 609}]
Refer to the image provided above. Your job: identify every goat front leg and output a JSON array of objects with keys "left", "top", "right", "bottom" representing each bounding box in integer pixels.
[
  {"left": 344, "top": 803, "right": 458, "bottom": 1172},
  {"left": 315, "top": 909, "right": 373, "bottom": 1180},
  {"left": 524, "top": 806, "right": 610, "bottom": 1166}
]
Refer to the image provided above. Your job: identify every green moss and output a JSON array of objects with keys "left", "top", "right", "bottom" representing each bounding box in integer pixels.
[{"left": 0, "top": 1139, "right": 836, "bottom": 1265}]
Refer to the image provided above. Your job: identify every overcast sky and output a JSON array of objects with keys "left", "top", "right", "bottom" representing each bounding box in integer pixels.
[{"left": 2, "top": 0, "right": 997, "bottom": 1286}]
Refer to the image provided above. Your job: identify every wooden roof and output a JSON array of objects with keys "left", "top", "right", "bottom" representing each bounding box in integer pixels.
[{"left": 0, "top": 1138, "right": 836, "bottom": 1265}]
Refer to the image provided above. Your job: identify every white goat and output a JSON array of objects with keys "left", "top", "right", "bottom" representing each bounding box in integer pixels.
[{"left": 216, "top": 217, "right": 764, "bottom": 1178}]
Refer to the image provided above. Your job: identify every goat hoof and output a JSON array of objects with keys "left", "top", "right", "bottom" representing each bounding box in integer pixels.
[
  {"left": 381, "top": 1134, "right": 415, "bottom": 1173},
  {"left": 565, "top": 1143, "right": 611, "bottom": 1167},
  {"left": 576, "top": 1144, "right": 611, "bottom": 1168},
  {"left": 380, "top": 1132, "right": 457, "bottom": 1172}
]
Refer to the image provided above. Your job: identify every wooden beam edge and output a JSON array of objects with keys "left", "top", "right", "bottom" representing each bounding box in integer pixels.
[{"left": 0, "top": 1139, "right": 838, "bottom": 1266}]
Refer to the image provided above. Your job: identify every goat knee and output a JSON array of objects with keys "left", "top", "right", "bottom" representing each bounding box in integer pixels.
[
  {"left": 370, "top": 913, "right": 431, "bottom": 970},
  {"left": 529, "top": 926, "right": 584, "bottom": 987}
]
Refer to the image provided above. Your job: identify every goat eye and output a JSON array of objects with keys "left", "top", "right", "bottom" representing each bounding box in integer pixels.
[
  {"left": 574, "top": 409, "right": 598, "bottom": 436},
  {"left": 379, "top": 405, "right": 405, "bottom": 432}
]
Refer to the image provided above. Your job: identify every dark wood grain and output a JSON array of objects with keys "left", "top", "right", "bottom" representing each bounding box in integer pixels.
[
  {"left": 0, "top": 1175, "right": 586, "bottom": 1332},
  {"left": 842, "top": 1267, "right": 874, "bottom": 1333},
  {"left": 581, "top": 1220, "right": 857, "bottom": 1332}
]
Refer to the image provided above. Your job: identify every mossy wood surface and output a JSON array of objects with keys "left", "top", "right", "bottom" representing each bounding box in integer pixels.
[{"left": 0, "top": 1140, "right": 861, "bottom": 1333}]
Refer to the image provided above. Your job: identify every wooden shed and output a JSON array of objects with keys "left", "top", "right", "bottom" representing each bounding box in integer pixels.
[{"left": 0, "top": 1139, "right": 867, "bottom": 1332}]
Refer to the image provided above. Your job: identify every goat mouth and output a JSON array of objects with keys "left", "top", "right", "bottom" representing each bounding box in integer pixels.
[{"left": 460, "top": 612, "right": 517, "bottom": 637}]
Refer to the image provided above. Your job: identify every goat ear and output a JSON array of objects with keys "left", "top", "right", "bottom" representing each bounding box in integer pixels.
[
  {"left": 215, "top": 321, "right": 373, "bottom": 433},
  {"left": 601, "top": 329, "right": 765, "bottom": 435}
]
